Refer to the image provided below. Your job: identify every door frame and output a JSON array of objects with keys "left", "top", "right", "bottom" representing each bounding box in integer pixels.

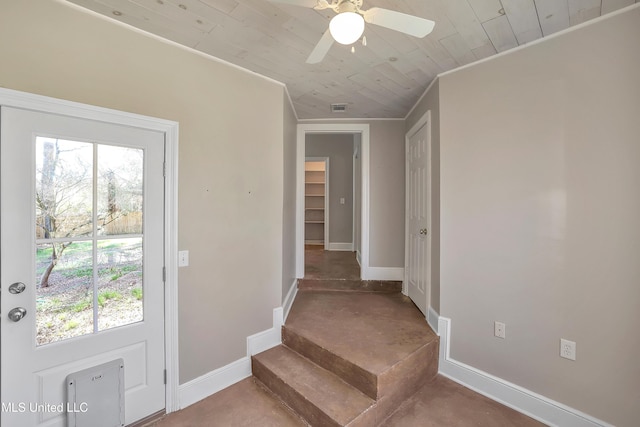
[
  {"left": 403, "top": 110, "right": 432, "bottom": 313},
  {"left": 304, "top": 157, "right": 330, "bottom": 249},
  {"left": 0, "top": 88, "right": 180, "bottom": 414},
  {"left": 296, "top": 123, "right": 369, "bottom": 279},
  {"left": 352, "top": 149, "right": 357, "bottom": 252}
]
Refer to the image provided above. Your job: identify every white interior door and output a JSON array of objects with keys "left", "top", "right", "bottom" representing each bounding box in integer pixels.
[
  {"left": 405, "top": 119, "right": 431, "bottom": 316},
  {"left": 1, "top": 107, "right": 165, "bottom": 426}
]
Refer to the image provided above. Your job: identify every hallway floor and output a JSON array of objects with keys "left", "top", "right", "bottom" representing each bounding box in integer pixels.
[
  {"left": 151, "top": 249, "right": 544, "bottom": 426},
  {"left": 304, "top": 244, "right": 360, "bottom": 280},
  {"left": 153, "top": 373, "right": 543, "bottom": 426}
]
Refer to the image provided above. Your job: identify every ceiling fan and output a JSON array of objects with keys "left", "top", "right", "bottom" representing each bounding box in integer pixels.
[{"left": 268, "top": 0, "right": 436, "bottom": 63}]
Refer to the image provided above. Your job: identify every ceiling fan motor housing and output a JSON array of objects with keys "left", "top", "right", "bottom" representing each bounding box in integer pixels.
[{"left": 335, "top": 0, "right": 359, "bottom": 14}]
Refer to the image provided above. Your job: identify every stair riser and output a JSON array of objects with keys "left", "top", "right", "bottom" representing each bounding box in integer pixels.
[
  {"left": 252, "top": 357, "right": 393, "bottom": 427},
  {"left": 297, "top": 279, "right": 402, "bottom": 293},
  {"left": 346, "top": 406, "right": 377, "bottom": 427},
  {"left": 375, "top": 339, "right": 440, "bottom": 423},
  {"left": 283, "top": 327, "right": 378, "bottom": 399},
  {"left": 252, "top": 357, "right": 340, "bottom": 427},
  {"left": 379, "top": 338, "right": 439, "bottom": 398}
]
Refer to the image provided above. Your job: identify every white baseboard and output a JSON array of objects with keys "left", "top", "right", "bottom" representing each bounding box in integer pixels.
[
  {"left": 246, "top": 307, "right": 282, "bottom": 357},
  {"left": 283, "top": 279, "right": 298, "bottom": 322},
  {"left": 178, "top": 306, "right": 283, "bottom": 409},
  {"left": 356, "top": 251, "right": 362, "bottom": 266},
  {"left": 362, "top": 266, "right": 404, "bottom": 281},
  {"left": 178, "top": 357, "right": 251, "bottom": 409},
  {"left": 438, "top": 317, "right": 613, "bottom": 427},
  {"left": 328, "top": 242, "right": 354, "bottom": 251},
  {"left": 427, "top": 306, "right": 439, "bottom": 334}
]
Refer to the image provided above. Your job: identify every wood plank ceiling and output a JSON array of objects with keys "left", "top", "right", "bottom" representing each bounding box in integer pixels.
[{"left": 67, "top": 0, "right": 637, "bottom": 119}]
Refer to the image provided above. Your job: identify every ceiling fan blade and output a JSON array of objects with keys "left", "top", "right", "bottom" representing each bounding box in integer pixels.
[
  {"left": 267, "top": 0, "right": 328, "bottom": 9},
  {"left": 306, "top": 28, "right": 334, "bottom": 64},
  {"left": 363, "top": 7, "right": 435, "bottom": 38}
]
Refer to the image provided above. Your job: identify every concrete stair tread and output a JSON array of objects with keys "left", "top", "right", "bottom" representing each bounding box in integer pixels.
[
  {"left": 253, "top": 345, "right": 374, "bottom": 426},
  {"left": 285, "top": 291, "right": 437, "bottom": 375}
]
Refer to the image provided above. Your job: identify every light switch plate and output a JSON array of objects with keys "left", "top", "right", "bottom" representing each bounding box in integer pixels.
[{"left": 178, "top": 250, "right": 189, "bottom": 267}]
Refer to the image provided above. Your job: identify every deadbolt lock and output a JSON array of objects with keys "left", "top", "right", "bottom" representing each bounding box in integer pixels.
[{"left": 8, "top": 282, "right": 26, "bottom": 294}]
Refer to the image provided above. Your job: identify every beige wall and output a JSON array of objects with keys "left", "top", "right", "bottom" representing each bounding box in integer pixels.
[
  {"left": 438, "top": 7, "right": 640, "bottom": 426},
  {"left": 0, "top": 0, "right": 287, "bottom": 384},
  {"left": 405, "top": 81, "right": 441, "bottom": 313},
  {"left": 282, "top": 95, "right": 297, "bottom": 301},
  {"left": 368, "top": 120, "right": 406, "bottom": 267},
  {"left": 306, "top": 134, "right": 354, "bottom": 245}
]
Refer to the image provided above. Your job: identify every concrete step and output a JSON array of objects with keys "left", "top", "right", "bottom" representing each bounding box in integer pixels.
[
  {"left": 282, "top": 291, "right": 440, "bottom": 423},
  {"left": 283, "top": 326, "right": 378, "bottom": 399},
  {"left": 297, "top": 279, "right": 402, "bottom": 293},
  {"left": 282, "top": 325, "right": 439, "bottom": 412},
  {"left": 252, "top": 345, "right": 376, "bottom": 427},
  {"left": 254, "top": 291, "right": 440, "bottom": 426}
]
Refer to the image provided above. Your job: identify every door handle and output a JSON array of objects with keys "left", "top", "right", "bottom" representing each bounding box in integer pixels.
[
  {"left": 8, "top": 307, "right": 27, "bottom": 322},
  {"left": 8, "top": 282, "right": 26, "bottom": 294},
  {"left": 419, "top": 228, "right": 428, "bottom": 235}
]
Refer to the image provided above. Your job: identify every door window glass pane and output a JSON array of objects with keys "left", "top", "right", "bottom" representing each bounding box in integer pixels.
[
  {"left": 35, "top": 138, "right": 93, "bottom": 239},
  {"left": 36, "top": 241, "right": 94, "bottom": 346},
  {"left": 97, "top": 238, "right": 143, "bottom": 331},
  {"left": 97, "top": 145, "right": 143, "bottom": 236}
]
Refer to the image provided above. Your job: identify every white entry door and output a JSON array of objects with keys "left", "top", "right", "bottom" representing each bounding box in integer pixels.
[
  {"left": 405, "top": 116, "right": 431, "bottom": 316},
  {"left": 1, "top": 107, "right": 165, "bottom": 426}
]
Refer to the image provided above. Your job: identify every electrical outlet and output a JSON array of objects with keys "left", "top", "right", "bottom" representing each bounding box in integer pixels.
[
  {"left": 494, "top": 321, "right": 506, "bottom": 339},
  {"left": 560, "top": 339, "right": 576, "bottom": 361}
]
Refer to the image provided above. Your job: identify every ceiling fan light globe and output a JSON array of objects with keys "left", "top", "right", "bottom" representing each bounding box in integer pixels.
[{"left": 329, "top": 12, "right": 365, "bottom": 45}]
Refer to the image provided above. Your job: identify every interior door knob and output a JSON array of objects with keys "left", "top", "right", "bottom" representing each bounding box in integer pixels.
[{"left": 8, "top": 307, "right": 27, "bottom": 322}]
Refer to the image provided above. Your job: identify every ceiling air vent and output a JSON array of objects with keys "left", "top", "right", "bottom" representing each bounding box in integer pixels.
[{"left": 330, "top": 103, "right": 347, "bottom": 113}]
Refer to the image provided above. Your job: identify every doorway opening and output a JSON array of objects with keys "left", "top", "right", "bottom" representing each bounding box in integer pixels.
[{"left": 296, "top": 124, "right": 370, "bottom": 280}]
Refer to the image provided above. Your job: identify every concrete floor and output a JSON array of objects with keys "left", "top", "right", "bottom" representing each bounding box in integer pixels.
[
  {"left": 152, "top": 378, "right": 304, "bottom": 427},
  {"left": 382, "top": 375, "right": 544, "bottom": 427},
  {"left": 152, "top": 375, "right": 543, "bottom": 426},
  {"left": 151, "top": 249, "right": 544, "bottom": 426},
  {"left": 304, "top": 245, "right": 360, "bottom": 280}
]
